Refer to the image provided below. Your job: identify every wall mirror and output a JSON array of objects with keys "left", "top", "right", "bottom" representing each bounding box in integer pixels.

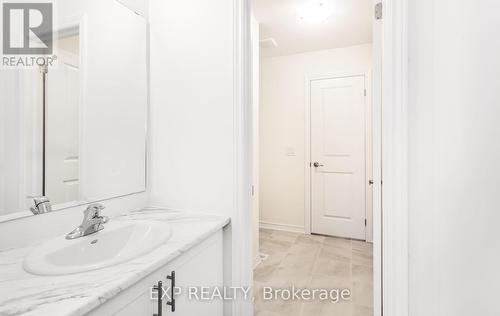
[{"left": 0, "top": 0, "right": 148, "bottom": 221}]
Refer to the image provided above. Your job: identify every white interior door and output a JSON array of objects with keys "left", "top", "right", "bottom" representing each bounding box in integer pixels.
[
  {"left": 311, "top": 75, "right": 366, "bottom": 240},
  {"left": 45, "top": 45, "right": 80, "bottom": 204}
]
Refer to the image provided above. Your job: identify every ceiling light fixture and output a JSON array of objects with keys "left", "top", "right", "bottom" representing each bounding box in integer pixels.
[{"left": 298, "top": 1, "right": 334, "bottom": 24}]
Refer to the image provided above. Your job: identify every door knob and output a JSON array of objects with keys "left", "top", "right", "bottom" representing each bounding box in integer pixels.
[{"left": 313, "top": 162, "right": 324, "bottom": 168}]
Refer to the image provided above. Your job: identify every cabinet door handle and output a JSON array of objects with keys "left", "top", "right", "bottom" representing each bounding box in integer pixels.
[
  {"left": 153, "top": 281, "right": 163, "bottom": 316},
  {"left": 166, "top": 271, "right": 176, "bottom": 312}
]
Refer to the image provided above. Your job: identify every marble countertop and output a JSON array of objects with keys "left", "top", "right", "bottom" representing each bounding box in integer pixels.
[{"left": 0, "top": 209, "right": 230, "bottom": 316}]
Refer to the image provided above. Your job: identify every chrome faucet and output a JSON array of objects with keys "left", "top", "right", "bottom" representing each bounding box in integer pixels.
[
  {"left": 66, "top": 203, "right": 109, "bottom": 240},
  {"left": 30, "top": 196, "right": 52, "bottom": 215}
]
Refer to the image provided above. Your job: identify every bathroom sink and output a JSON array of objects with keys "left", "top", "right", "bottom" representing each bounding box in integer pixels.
[{"left": 23, "top": 220, "right": 172, "bottom": 276}]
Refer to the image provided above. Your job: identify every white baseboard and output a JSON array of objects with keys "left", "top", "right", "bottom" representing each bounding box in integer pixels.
[{"left": 259, "top": 221, "right": 305, "bottom": 234}]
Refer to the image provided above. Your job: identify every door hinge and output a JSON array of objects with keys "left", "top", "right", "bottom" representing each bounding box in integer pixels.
[
  {"left": 364, "top": 89, "right": 367, "bottom": 96},
  {"left": 365, "top": 219, "right": 367, "bottom": 226},
  {"left": 251, "top": 185, "right": 255, "bottom": 197},
  {"left": 375, "top": 2, "right": 383, "bottom": 20}
]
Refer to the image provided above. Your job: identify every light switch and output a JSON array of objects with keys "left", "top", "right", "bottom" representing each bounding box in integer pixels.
[{"left": 285, "top": 147, "right": 296, "bottom": 156}]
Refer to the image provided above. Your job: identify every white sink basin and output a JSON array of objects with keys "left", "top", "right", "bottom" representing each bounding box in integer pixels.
[{"left": 23, "top": 220, "right": 172, "bottom": 276}]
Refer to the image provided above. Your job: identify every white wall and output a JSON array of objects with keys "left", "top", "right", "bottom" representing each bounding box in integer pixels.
[
  {"left": 408, "top": 0, "right": 500, "bottom": 315},
  {"left": 148, "top": 0, "right": 235, "bottom": 215},
  {"left": 148, "top": 2, "right": 254, "bottom": 315},
  {"left": 259, "top": 44, "right": 372, "bottom": 232}
]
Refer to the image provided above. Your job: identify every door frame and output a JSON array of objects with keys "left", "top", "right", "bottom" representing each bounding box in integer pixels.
[
  {"left": 237, "top": 0, "right": 409, "bottom": 315},
  {"left": 377, "top": 0, "right": 409, "bottom": 315},
  {"left": 304, "top": 72, "right": 372, "bottom": 242}
]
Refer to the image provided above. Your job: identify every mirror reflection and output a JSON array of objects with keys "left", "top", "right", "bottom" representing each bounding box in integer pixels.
[
  {"left": 0, "top": 0, "right": 147, "bottom": 220},
  {"left": 45, "top": 32, "right": 81, "bottom": 205}
]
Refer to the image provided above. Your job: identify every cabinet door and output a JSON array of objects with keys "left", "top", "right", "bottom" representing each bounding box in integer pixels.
[
  {"left": 88, "top": 230, "right": 224, "bottom": 316},
  {"left": 112, "top": 288, "right": 153, "bottom": 316},
  {"left": 160, "top": 231, "right": 223, "bottom": 316}
]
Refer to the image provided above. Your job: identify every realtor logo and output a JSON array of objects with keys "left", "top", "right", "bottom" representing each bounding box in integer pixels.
[{"left": 2, "top": 2, "right": 53, "bottom": 55}]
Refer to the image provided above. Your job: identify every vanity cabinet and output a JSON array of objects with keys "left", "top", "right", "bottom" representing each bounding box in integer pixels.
[{"left": 87, "top": 230, "right": 223, "bottom": 316}]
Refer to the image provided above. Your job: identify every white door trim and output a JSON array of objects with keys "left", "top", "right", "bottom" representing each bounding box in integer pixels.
[
  {"left": 232, "top": 0, "right": 254, "bottom": 315},
  {"left": 379, "top": 0, "right": 409, "bottom": 315},
  {"left": 304, "top": 72, "right": 372, "bottom": 239},
  {"left": 372, "top": 0, "right": 383, "bottom": 313}
]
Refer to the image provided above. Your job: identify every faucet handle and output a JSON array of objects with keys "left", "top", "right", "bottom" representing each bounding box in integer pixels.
[
  {"left": 67, "top": 203, "right": 108, "bottom": 240},
  {"left": 29, "top": 196, "right": 52, "bottom": 215},
  {"left": 84, "top": 203, "right": 105, "bottom": 219},
  {"left": 31, "top": 196, "right": 50, "bottom": 205}
]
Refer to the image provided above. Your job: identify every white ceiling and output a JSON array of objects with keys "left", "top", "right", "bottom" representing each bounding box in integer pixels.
[{"left": 253, "top": 0, "right": 373, "bottom": 57}]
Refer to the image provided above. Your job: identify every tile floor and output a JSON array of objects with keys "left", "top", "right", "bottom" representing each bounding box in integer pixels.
[{"left": 254, "top": 229, "right": 373, "bottom": 316}]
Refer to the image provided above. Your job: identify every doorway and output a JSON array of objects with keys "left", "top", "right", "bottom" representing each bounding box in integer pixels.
[{"left": 251, "top": 0, "right": 379, "bottom": 315}]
